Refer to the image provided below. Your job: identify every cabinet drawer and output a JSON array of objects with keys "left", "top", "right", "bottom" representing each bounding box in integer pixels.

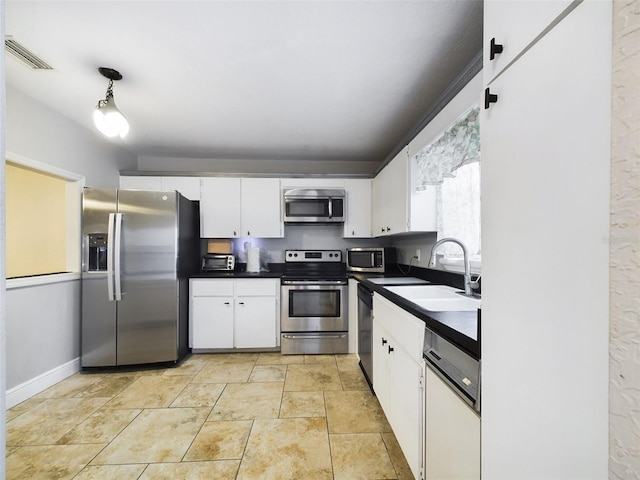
[
  {"left": 234, "top": 279, "right": 278, "bottom": 296},
  {"left": 373, "top": 294, "right": 424, "bottom": 359},
  {"left": 190, "top": 279, "right": 234, "bottom": 296}
]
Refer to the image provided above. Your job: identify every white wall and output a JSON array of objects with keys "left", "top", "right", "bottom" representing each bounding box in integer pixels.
[
  {"left": 6, "top": 85, "right": 137, "bottom": 188},
  {"left": 1, "top": 0, "right": 8, "bottom": 472},
  {"left": 4, "top": 86, "right": 137, "bottom": 407}
]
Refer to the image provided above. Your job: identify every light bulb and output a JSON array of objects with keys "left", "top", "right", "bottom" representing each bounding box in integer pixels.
[{"left": 93, "top": 95, "right": 129, "bottom": 138}]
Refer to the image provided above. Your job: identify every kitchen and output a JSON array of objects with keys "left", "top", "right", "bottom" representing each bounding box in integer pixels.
[{"left": 2, "top": 1, "right": 638, "bottom": 479}]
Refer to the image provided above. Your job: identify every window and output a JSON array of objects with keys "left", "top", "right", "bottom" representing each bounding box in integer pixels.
[{"left": 5, "top": 156, "right": 83, "bottom": 279}]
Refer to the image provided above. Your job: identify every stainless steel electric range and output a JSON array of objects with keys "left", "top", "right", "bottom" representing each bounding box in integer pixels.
[{"left": 280, "top": 250, "right": 348, "bottom": 354}]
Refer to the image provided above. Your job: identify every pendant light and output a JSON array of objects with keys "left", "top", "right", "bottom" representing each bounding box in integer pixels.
[{"left": 93, "top": 67, "right": 129, "bottom": 138}]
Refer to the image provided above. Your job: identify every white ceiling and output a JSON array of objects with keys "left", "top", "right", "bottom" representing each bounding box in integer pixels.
[{"left": 5, "top": 0, "right": 483, "bottom": 174}]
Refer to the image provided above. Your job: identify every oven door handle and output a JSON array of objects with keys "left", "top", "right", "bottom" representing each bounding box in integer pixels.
[{"left": 282, "top": 334, "right": 347, "bottom": 340}]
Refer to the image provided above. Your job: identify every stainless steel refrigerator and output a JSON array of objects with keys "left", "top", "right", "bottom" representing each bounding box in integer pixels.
[{"left": 81, "top": 188, "right": 198, "bottom": 367}]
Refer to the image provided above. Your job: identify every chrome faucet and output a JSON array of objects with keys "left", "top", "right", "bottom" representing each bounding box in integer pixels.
[{"left": 429, "top": 237, "right": 474, "bottom": 296}]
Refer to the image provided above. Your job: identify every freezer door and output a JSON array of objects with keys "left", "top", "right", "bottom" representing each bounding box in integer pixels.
[
  {"left": 81, "top": 189, "right": 117, "bottom": 367},
  {"left": 116, "top": 190, "right": 179, "bottom": 364}
]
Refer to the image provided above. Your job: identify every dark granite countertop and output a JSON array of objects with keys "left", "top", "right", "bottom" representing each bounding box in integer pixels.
[{"left": 354, "top": 272, "right": 480, "bottom": 360}]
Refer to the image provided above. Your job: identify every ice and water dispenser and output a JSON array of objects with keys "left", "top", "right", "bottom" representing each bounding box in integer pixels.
[{"left": 87, "top": 233, "right": 108, "bottom": 271}]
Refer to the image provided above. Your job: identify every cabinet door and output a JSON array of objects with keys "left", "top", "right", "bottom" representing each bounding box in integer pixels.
[
  {"left": 235, "top": 296, "right": 277, "bottom": 348},
  {"left": 200, "top": 177, "right": 241, "bottom": 237},
  {"left": 343, "top": 178, "right": 372, "bottom": 238},
  {"left": 120, "top": 176, "right": 162, "bottom": 190},
  {"left": 481, "top": 2, "right": 610, "bottom": 478},
  {"left": 484, "top": 0, "right": 575, "bottom": 83},
  {"left": 425, "top": 367, "right": 480, "bottom": 480},
  {"left": 372, "top": 318, "right": 391, "bottom": 410},
  {"left": 373, "top": 147, "right": 408, "bottom": 236},
  {"left": 191, "top": 296, "right": 234, "bottom": 348},
  {"left": 241, "top": 178, "right": 283, "bottom": 238},
  {"left": 390, "top": 347, "right": 424, "bottom": 480},
  {"left": 161, "top": 177, "right": 201, "bottom": 201}
]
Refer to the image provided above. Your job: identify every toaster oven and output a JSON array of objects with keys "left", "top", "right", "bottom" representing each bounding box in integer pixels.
[{"left": 202, "top": 254, "right": 235, "bottom": 271}]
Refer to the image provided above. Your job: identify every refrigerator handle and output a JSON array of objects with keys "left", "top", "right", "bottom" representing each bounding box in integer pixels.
[
  {"left": 114, "top": 213, "right": 123, "bottom": 301},
  {"left": 107, "top": 213, "right": 116, "bottom": 301}
]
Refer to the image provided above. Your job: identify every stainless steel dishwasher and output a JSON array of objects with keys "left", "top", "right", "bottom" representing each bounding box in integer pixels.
[{"left": 357, "top": 282, "right": 374, "bottom": 390}]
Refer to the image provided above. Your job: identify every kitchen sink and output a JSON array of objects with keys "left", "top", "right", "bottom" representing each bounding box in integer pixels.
[
  {"left": 368, "top": 277, "right": 430, "bottom": 285},
  {"left": 385, "top": 285, "right": 480, "bottom": 312}
]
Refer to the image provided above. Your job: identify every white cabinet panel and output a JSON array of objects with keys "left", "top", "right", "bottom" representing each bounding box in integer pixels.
[
  {"left": 372, "top": 147, "right": 409, "bottom": 236},
  {"left": 119, "top": 176, "right": 162, "bottom": 190},
  {"left": 200, "top": 177, "right": 242, "bottom": 237},
  {"left": 190, "top": 279, "right": 279, "bottom": 350},
  {"left": 425, "top": 366, "right": 480, "bottom": 480},
  {"left": 235, "top": 296, "right": 277, "bottom": 348},
  {"left": 484, "top": 0, "right": 575, "bottom": 83},
  {"left": 161, "top": 177, "right": 201, "bottom": 200},
  {"left": 280, "top": 178, "right": 345, "bottom": 188},
  {"left": 191, "top": 296, "right": 234, "bottom": 349},
  {"left": 481, "top": 2, "right": 611, "bottom": 478},
  {"left": 344, "top": 178, "right": 372, "bottom": 238},
  {"left": 240, "top": 178, "right": 282, "bottom": 238}
]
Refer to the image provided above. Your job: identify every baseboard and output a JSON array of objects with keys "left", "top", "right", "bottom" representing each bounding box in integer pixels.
[{"left": 5, "top": 357, "right": 80, "bottom": 409}]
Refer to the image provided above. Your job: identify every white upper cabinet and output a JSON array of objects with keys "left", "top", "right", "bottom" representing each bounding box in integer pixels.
[
  {"left": 200, "top": 177, "right": 282, "bottom": 238},
  {"left": 484, "top": 0, "right": 575, "bottom": 83},
  {"left": 343, "top": 178, "right": 372, "bottom": 238},
  {"left": 280, "top": 178, "right": 345, "bottom": 188},
  {"left": 240, "top": 178, "right": 283, "bottom": 238},
  {"left": 120, "top": 176, "right": 162, "bottom": 190},
  {"left": 372, "top": 147, "right": 409, "bottom": 236},
  {"left": 160, "top": 177, "right": 201, "bottom": 200},
  {"left": 119, "top": 175, "right": 201, "bottom": 200}
]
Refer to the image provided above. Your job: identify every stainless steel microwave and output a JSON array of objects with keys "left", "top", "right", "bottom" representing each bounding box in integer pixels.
[
  {"left": 202, "top": 254, "right": 235, "bottom": 271},
  {"left": 283, "top": 188, "right": 345, "bottom": 224},
  {"left": 346, "top": 247, "right": 397, "bottom": 273}
]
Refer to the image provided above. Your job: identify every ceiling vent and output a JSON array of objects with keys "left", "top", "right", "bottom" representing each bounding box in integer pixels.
[{"left": 4, "top": 37, "right": 53, "bottom": 70}]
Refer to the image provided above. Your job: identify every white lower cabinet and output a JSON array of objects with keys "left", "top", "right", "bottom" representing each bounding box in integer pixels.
[
  {"left": 373, "top": 294, "right": 425, "bottom": 480},
  {"left": 424, "top": 366, "right": 480, "bottom": 480},
  {"left": 190, "top": 278, "right": 279, "bottom": 349}
]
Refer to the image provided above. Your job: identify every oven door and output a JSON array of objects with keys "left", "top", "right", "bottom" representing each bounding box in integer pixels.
[{"left": 281, "top": 282, "right": 348, "bottom": 332}]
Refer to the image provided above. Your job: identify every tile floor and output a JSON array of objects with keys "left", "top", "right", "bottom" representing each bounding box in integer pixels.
[{"left": 5, "top": 353, "right": 414, "bottom": 480}]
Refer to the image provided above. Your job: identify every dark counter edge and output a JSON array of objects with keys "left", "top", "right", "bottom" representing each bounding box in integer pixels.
[
  {"left": 352, "top": 268, "right": 481, "bottom": 361},
  {"left": 191, "top": 262, "right": 480, "bottom": 360}
]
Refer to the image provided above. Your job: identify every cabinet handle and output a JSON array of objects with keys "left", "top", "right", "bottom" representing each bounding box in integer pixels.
[
  {"left": 489, "top": 37, "right": 503, "bottom": 60},
  {"left": 386, "top": 227, "right": 391, "bottom": 232},
  {"left": 233, "top": 230, "right": 237, "bottom": 236},
  {"left": 238, "top": 302, "right": 245, "bottom": 305},
  {"left": 224, "top": 302, "right": 230, "bottom": 305},
  {"left": 484, "top": 87, "right": 498, "bottom": 109},
  {"left": 388, "top": 345, "right": 394, "bottom": 354},
  {"left": 381, "top": 227, "right": 385, "bottom": 233},
  {"left": 382, "top": 338, "right": 387, "bottom": 346},
  {"left": 352, "top": 230, "right": 355, "bottom": 236},
  {"left": 247, "top": 231, "right": 250, "bottom": 236}
]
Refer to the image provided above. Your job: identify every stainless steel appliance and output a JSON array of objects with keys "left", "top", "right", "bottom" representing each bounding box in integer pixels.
[
  {"left": 280, "top": 249, "right": 348, "bottom": 354},
  {"left": 283, "top": 189, "right": 345, "bottom": 224},
  {"left": 423, "top": 326, "right": 481, "bottom": 413},
  {"left": 201, "top": 254, "right": 235, "bottom": 271},
  {"left": 357, "top": 282, "right": 374, "bottom": 389},
  {"left": 81, "top": 188, "right": 198, "bottom": 367},
  {"left": 346, "top": 247, "right": 397, "bottom": 273}
]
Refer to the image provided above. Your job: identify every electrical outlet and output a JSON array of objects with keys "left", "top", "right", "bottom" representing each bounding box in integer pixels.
[{"left": 416, "top": 249, "right": 421, "bottom": 261}]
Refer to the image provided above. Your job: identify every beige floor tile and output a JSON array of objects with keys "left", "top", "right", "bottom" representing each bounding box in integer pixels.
[
  {"left": 335, "top": 353, "right": 363, "bottom": 372},
  {"left": 339, "top": 368, "right": 370, "bottom": 391},
  {"left": 7, "top": 397, "right": 109, "bottom": 446},
  {"left": 209, "top": 382, "right": 283, "bottom": 421},
  {"left": 248, "top": 364, "right": 287, "bottom": 382},
  {"left": 191, "top": 360, "right": 255, "bottom": 384},
  {"left": 91, "top": 407, "right": 209, "bottom": 464},
  {"left": 6, "top": 397, "right": 46, "bottom": 422},
  {"left": 5, "top": 446, "right": 19, "bottom": 457},
  {"left": 57, "top": 408, "right": 142, "bottom": 444},
  {"left": 139, "top": 460, "right": 240, "bottom": 480},
  {"left": 34, "top": 373, "right": 105, "bottom": 399},
  {"left": 279, "top": 391, "right": 326, "bottom": 418},
  {"left": 75, "top": 374, "right": 139, "bottom": 398},
  {"left": 183, "top": 420, "right": 252, "bottom": 461},
  {"left": 382, "top": 431, "right": 415, "bottom": 480},
  {"left": 73, "top": 464, "right": 147, "bottom": 480},
  {"left": 237, "top": 417, "right": 332, "bottom": 480},
  {"left": 304, "top": 354, "right": 337, "bottom": 365},
  {"left": 169, "top": 383, "right": 226, "bottom": 408},
  {"left": 103, "top": 375, "right": 191, "bottom": 409},
  {"left": 331, "top": 433, "right": 397, "bottom": 480},
  {"left": 324, "top": 390, "right": 391, "bottom": 433},
  {"left": 162, "top": 355, "right": 209, "bottom": 376},
  {"left": 256, "top": 352, "right": 305, "bottom": 365},
  {"left": 6, "top": 443, "right": 106, "bottom": 480},
  {"left": 284, "top": 363, "right": 343, "bottom": 392}
]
